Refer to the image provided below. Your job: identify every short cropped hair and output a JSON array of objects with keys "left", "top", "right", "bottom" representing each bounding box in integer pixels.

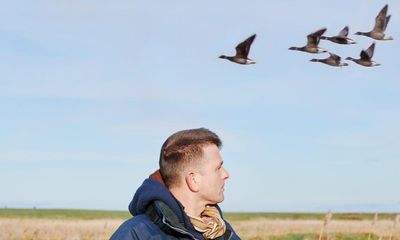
[{"left": 159, "top": 128, "right": 222, "bottom": 188}]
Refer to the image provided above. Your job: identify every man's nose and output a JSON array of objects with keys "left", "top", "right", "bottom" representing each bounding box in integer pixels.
[{"left": 222, "top": 167, "right": 230, "bottom": 179}]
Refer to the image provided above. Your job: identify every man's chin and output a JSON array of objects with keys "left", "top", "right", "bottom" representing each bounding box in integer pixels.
[{"left": 209, "top": 198, "right": 224, "bottom": 205}]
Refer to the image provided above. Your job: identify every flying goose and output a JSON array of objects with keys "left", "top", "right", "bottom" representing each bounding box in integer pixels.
[
  {"left": 289, "top": 28, "right": 327, "bottom": 53},
  {"left": 310, "top": 52, "right": 349, "bottom": 67},
  {"left": 355, "top": 4, "right": 393, "bottom": 40},
  {"left": 219, "top": 34, "right": 256, "bottom": 65},
  {"left": 345, "top": 42, "right": 380, "bottom": 67},
  {"left": 321, "top": 26, "right": 356, "bottom": 44}
]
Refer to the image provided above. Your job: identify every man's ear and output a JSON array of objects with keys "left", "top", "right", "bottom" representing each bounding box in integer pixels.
[{"left": 185, "top": 172, "right": 200, "bottom": 192}]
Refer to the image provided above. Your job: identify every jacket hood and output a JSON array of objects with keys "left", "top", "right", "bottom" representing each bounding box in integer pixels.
[{"left": 128, "top": 170, "right": 187, "bottom": 220}]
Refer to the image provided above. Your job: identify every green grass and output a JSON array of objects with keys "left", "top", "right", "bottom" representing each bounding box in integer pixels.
[
  {"left": 269, "top": 233, "right": 381, "bottom": 240},
  {"left": 0, "top": 208, "right": 398, "bottom": 221},
  {"left": 0, "top": 208, "right": 131, "bottom": 220},
  {"left": 223, "top": 212, "right": 399, "bottom": 221}
]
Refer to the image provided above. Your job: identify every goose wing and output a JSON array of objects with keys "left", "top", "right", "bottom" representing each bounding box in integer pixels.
[
  {"left": 360, "top": 43, "right": 375, "bottom": 60},
  {"left": 373, "top": 4, "right": 388, "bottom": 32},
  {"left": 235, "top": 34, "right": 256, "bottom": 58},
  {"left": 328, "top": 52, "right": 341, "bottom": 63},
  {"left": 307, "top": 28, "right": 326, "bottom": 47},
  {"left": 338, "top": 26, "right": 349, "bottom": 37},
  {"left": 383, "top": 15, "right": 391, "bottom": 31}
]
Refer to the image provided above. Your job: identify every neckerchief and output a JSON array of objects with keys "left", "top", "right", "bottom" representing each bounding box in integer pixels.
[{"left": 188, "top": 205, "right": 226, "bottom": 239}]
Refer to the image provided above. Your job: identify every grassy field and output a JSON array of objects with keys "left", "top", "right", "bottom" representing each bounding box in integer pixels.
[
  {"left": 223, "top": 212, "right": 399, "bottom": 221},
  {"left": 0, "top": 208, "right": 399, "bottom": 240},
  {"left": 1, "top": 208, "right": 398, "bottom": 220},
  {"left": 0, "top": 208, "right": 130, "bottom": 220}
]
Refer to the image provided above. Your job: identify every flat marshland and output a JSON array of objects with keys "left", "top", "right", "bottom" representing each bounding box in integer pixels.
[{"left": 0, "top": 209, "right": 399, "bottom": 240}]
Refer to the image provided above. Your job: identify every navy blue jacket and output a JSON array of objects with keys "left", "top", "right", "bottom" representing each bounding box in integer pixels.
[{"left": 110, "top": 174, "right": 240, "bottom": 240}]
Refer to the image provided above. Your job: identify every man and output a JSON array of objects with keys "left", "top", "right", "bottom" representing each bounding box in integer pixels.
[{"left": 110, "top": 128, "right": 240, "bottom": 240}]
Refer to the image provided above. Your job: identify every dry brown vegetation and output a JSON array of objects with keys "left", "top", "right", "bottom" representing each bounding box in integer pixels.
[
  {"left": 0, "top": 218, "right": 399, "bottom": 240},
  {"left": 0, "top": 218, "right": 120, "bottom": 240},
  {"left": 231, "top": 219, "right": 400, "bottom": 240}
]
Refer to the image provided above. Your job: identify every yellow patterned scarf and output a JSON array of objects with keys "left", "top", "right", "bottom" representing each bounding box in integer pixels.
[{"left": 188, "top": 205, "right": 226, "bottom": 239}]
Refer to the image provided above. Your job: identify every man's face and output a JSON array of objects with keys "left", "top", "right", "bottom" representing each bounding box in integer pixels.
[{"left": 197, "top": 144, "right": 230, "bottom": 205}]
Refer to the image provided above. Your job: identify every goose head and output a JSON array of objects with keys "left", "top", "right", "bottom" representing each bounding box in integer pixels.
[{"left": 354, "top": 31, "right": 366, "bottom": 36}]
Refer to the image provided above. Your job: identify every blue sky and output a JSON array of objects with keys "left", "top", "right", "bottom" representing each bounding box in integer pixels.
[{"left": 1, "top": 0, "right": 399, "bottom": 213}]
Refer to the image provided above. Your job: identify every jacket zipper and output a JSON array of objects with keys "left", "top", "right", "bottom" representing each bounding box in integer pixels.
[
  {"left": 227, "top": 231, "right": 233, "bottom": 240},
  {"left": 161, "top": 215, "right": 199, "bottom": 240}
]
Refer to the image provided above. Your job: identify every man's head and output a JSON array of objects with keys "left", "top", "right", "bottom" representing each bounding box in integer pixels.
[
  {"left": 159, "top": 128, "right": 222, "bottom": 187},
  {"left": 159, "top": 128, "right": 229, "bottom": 204}
]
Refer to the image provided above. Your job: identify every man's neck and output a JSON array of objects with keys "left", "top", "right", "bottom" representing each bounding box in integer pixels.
[{"left": 169, "top": 187, "right": 205, "bottom": 218}]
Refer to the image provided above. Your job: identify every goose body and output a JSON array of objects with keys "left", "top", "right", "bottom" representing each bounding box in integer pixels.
[
  {"left": 289, "top": 28, "right": 327, "bottom": 53},
  {"left": 345, "top": 42, "right": 380, "bottom": 67},
  {"left": 219, "top": 34, "right": 256, "bottom": 65},
  {"left": 321, "top": 26, "right": 356, "bottom": 44},
  {"left": 355, "top": 4, "right": 393, "bottom": 40},
  {"left": 310, "top": 52, "right": 349, "bottom": 67}
]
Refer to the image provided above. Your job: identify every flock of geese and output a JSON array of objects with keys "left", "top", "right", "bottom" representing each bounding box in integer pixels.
[{"left": 219, "top": 4, "right": 393, "bottom": 67}]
